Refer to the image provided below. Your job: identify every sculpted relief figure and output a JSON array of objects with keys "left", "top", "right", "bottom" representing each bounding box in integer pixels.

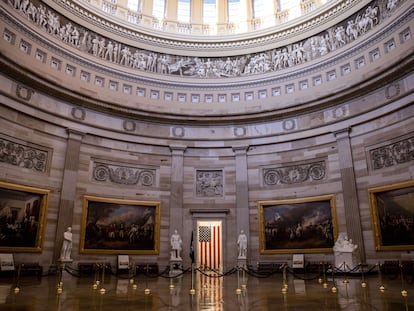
[{"left": 9, "top": 0, "right": 386, "bottom": 79}]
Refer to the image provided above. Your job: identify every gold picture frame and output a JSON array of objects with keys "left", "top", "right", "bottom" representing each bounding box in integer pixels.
[
  {"left": 0, "top": 181, "right": 50, "bottom": 252},
  {"left": 369, "top": 180, "right": 414, "bottom": 251},
  {"left": 80, "top": 195, "right": 160, "bottom": 255},
  {"left": 258, "top": 195, "right": 338, "bottom": 254}
]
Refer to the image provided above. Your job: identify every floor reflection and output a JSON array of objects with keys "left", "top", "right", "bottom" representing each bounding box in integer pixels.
[{"left": 0, "top": 268, "right": 412, "bottom": 311}]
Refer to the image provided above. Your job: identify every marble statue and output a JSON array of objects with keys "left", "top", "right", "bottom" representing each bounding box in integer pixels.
[
  {"left": 333, "top": 232, "right": 358, "bottom": 253},
  {"left": 60, "top": 227, "right": 73, "bottom": 261},
  {"left": 237, "top": 230, "right": 247, "bottom": 258},
  {"left": 170, "top": 229, "right": 182, "bottom": 260}
]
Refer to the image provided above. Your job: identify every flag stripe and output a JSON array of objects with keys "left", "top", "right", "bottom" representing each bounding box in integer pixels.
[{"left": 198, "top": 223, "right": 221, "bottom": 270}]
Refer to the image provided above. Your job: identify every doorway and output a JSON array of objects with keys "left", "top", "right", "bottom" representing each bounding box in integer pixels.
[{"left": 197, "top": 220, "right": 222, "bottom": 271}]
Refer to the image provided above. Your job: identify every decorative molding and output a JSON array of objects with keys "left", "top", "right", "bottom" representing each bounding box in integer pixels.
[
  {"left": 0, "top": 136, "right": 49, "bottom": 173},
  {"left": 16, "top": 84, "right": 33, "bottom": 101},
  {"left": 71, "top": 107, "right": 86, "bottom": 120},
  {"left": 172, "top": 127, "right": 185, "bottom": 138},
  {"left": 195, "top": 170, "right": 223, "bottom": 197},
  {"left": 369, "top": 136, "right": 414, "bottom": 170},
  {"left": 233, "top": 127, "right": 246, "bottom": 137},
  {"left": 92, "top": 161, "right": 156, "bottom": 186},
  {"left": 123, "top": 120, "right": 136, "bottom": 132},
  {"left": 263, "top": 161, "right": 326, "bottom": 185},
  {"left": 385, "top": 82, "right": 401, "bottom": 99}
]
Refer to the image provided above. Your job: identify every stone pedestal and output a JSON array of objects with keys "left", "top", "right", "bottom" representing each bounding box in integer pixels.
[
  {"left": 334, "top": 251, "right": 357, "bottom": 272},
  {"left": 169, "top": 259, "right": 183, "bottom": 277},
  {"left": 237, "top": 258, "right": 247, "bottom": 269}
]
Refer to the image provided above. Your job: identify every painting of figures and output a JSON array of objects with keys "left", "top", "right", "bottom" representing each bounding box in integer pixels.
[{"left": 80, "top": 195, "right": 160, "bottom": 255}]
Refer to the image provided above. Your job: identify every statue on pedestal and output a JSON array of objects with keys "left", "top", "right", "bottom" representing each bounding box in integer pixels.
[
  {"left": 170, "top": 230, "right": 182, "bottom": 260},
  {"left": 333, "top": 232, "right": 358, "bottom": 271},
  {"left": 237, "top": 230, "right": 247, "bottom": 259},
  {"left": 60, "top": 227, "right": 73, "bottom": 261}
]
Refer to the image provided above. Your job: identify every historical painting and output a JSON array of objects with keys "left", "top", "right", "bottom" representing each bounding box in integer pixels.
[
  {"left": 80, "top": 195, "right": 160, "bottom": 255},
  {"left": 258, "top": 195, "right": 337, "bottom": 254},
  {"left": 0, "top": 181, "right": 50, "bottom": 252},
  {"left": 369, "top": 180, "right": 414, "bottom": 251}
]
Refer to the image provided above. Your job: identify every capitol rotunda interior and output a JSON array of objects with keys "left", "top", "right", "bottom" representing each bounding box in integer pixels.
[{"left": 0, "top": 0, "right": 414, "bottom": 309}]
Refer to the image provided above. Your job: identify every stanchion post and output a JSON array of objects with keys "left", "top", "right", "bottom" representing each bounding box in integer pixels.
[
  {"left": 360, "top": 263, "right": 367, "bottom": 288},
  {"left": 241, "top": 267, "right": 247, "bottom": 289},
  {"left": 99, "top": 264, "right": 106, "bottom": 294},
  {"left": 14, "top": 263, "right": 22, "bottom": 294},
  {"left": 236, "top": 266, "right": 241, "bottom": 294},
  {"left": 343, "top": 262, "right": 349, "bottom": 284},
  {"left": 190, "top": 263, "right": 195, "bottom": 295},
  {"left": 331, "top": 265, "right": 337, "bottom": 293},
  {"left": 93, "top": 263, "right": 100, "bottom": 289},
  {"left": 400, "top": 261, "right": 408, "bottom": 297},
  {"left": 322, "top": 262, "right": 328, "bottom": 288},
  {"left": 144, "top": 264, "right": 151, "bottom": 295},
  {"left": 377, "top": 262, "right": 385, "bottom": 292},
  {"left": 57, "top": 262, "right": 64, "bottom": 294},
  {"left": 281, "top": 264, "right": 288, "bottom": 294}
]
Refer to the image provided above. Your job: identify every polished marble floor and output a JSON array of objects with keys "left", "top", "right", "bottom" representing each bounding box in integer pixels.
[{"left": 0, "top": 267, "right": 413, "bottom": 311}]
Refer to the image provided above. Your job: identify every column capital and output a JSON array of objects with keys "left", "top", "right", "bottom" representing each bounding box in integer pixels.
[
  {"left": 333, "top": 127, "right": 351, "bottom": 139},
  {"left": 169, "top": 145, "right": 187, "bottom": 154},
  {"left": 66, "top": 128, "right": 85, "bottom": 141},
  {"left": 232, "top": 145, "right": 249, "bottom": 155}
]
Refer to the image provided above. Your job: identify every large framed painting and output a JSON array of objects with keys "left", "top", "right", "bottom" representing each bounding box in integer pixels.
[
  {"left": 258, "top": 195, "right": 337, "bottom": 254},
  {"left": 369, "top": 180, "right": 414, "bottom": 251},
  {"left": 0, "top": 181, "right": 50, "bottom": 252},
  {"left": 80, "top": 195, "right": 160, "bottom": 255}
]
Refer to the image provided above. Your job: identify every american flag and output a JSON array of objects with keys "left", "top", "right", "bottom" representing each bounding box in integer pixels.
[{"left": 198, "top": 223, "right": 221, "bottom": 271}]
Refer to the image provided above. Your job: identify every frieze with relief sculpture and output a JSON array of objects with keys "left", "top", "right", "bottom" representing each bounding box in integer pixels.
[
  {"left": 5, "top": 0, "right": 402, "bottom": 79},
  {"left": 263, "top": 161, "right": 325, "bottom": 186}
]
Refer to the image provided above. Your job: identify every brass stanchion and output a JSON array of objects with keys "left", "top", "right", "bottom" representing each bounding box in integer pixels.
[
  {"left": 317, "top": 262, "right": 323, "bottom": 284},
  {"left": 236, "top": 266, "right": 241, "bottom": 294},
  {"left": 377, "top": 262, "right": 385, "bottom": 292},
  {"left": 400, "top": 261, "right": 408, "bottom": 297},
  {"left": 144, "top": 264, "right": 151, "bottom": 295},
  {"left": 169, "top": 277, "right": 174, "bottom": 289},
  {"left": 14, "top": 263, "right": 22, "bottom": 294},
  {"left": 360, "top": 263, "right": 367, "bottom": 288},
  {"left": 93, "top": 263, "right": 100, "bottom": 289},
  {"left": 99, "top": 264, "right": 106, "bottom": 294},
  {"left": 342, "top": 262, "right": 349, "bottom": 284},
  {"left": 322, "top": 262, "right": 328, "bottom": 289},
  {"left": 241, "top": 267, "right": 247, "bottom": 290},
  {"left": 331, "top": 265, "right": 337, "bottom": 293},
  {"left": 281, "top": 264, "right": 288, "bottom": 294},
  {"left": 189, "top": 263, "right": 195, "bottom": 295},
  {"left": 56, "top": 262, "right": 65, "bottom": 294}
]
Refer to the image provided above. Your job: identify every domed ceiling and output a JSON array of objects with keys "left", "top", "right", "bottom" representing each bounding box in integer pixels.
[{"left": 1, "top": 0, "right": 412, "bottom": 124}]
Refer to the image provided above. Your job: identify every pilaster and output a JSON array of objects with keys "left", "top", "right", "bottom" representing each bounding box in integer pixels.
[
  {"left": 169, "top": 145, "right": 186, "bottom": 235},
  {"left": 334, "top": 128, "right": 366, "bottom": 263},
  {"left": 54, "top": 129, "right": 85, "bottom": 261},
  {"left": 233, "top": 146, "right": 250, "bottom": 249}
]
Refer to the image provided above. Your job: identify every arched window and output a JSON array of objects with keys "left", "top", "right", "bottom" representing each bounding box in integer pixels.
[
  {"left": 252, "top": 0, "right": 267, "bottom": 19},
  {"left": 153, "top": 0, "right": 166, "bottom": 19},
  {"left": 203, "top": 0, "right": 217, "bottom": 24},
  {"left": 177, "top": 0, "right": 191, "bottom": 23},
  {"left": 228, "top": 0, "right": 241, "bottom": 23},
  {"left": 127, "top": 0, "right": 142, "bottom": 13}
]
